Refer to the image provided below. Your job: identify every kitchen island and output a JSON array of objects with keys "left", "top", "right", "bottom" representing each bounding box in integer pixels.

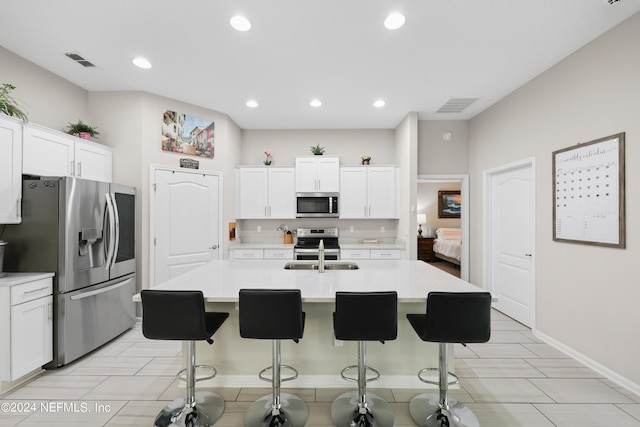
[{"left": 134, "top": 260, "right": 486, "bottom": 388}]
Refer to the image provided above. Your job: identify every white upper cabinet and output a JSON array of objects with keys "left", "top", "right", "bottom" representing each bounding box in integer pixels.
[
  {"left": 295, "top": 156, "right": 340, "bottom": 192},
  {"left": 236, "top": 167, "right": 295, "bottom": 219},
  {"left": 23, "top": 124, "right": 112, "bottom": 182},
  {"left": 0, "top": 115, "right": 23, "bottom": 223},
  {"left": 74, "top": 139, "right": 113, "bottom": 182},
  {"left": 340, "top": 166, "right": 399, "bottom": 219}
]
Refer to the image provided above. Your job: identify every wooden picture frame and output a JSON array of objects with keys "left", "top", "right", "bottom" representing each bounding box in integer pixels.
[
  {"left": 552, "top": 132, "right": 625, "bottom": 248},
  {"left": 438, "top": 190, "right": 461, "bottom": 218}
]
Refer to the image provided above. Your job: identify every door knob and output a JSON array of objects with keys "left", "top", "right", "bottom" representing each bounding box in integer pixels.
[
  {"left": 210, "top": 245, "right": 218, "bottom": 250},
  {"left": 525, "top": 253, "right": 532, "bottom": 257}
]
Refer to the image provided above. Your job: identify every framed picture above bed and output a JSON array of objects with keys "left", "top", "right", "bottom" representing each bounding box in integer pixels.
[{"left": 438, "top": 191, "right": 461, "bottom": 218}]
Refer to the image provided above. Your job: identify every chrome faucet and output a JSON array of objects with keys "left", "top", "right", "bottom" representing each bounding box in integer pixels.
[{"left": 318, "top": 239, "right": 325, "bottom": 273}]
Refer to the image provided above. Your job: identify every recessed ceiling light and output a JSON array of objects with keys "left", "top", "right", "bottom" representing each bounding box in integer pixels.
[
  {"left": 373, "top": 99, "right": 386, "bottom": 108},
  {"left": 132, "top": 57, "right": 152, "bottom": 69},
  {"left": 246, "top": 99, "right": 259, "bottom": 108},
  {"left": 310, "top": 99, "right": 322, "bottom": 107},
  {"left": 230, "top": 15, "right": 251, "bottom": 31},
  {"left": 384, "top": 12, "right": 406, "bottom": 30}
]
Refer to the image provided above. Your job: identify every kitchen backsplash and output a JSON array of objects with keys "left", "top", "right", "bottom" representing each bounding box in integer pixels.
[{"left": 235, "top": 219, "right": 399, "bottom": 244}]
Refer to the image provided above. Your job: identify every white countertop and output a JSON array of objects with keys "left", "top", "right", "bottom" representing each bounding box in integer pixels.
[
  {"left": 0, "top": 272, "right": 55, "bottom": 287},
  {"left": 137, "top": 260, "right": 483, "bottom": 303}
]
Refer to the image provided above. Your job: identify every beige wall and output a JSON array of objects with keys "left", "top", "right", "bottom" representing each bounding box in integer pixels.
[
  {"left": 417, "top": 181, "right": 462, "bottom": 233},
  {"left": 0, "top": 46, "right": 89, "bottom": 130},
  {"left": 241, "top": 129, "right": 396, "bottom": 166},
  {"left": 468, "top": 12, "right": 640, "bottom": 389},
  {"left": 418, "top": 120, "right": 469, "bottom": 175}
]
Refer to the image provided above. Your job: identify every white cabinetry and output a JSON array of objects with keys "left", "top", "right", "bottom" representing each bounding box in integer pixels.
[
  {"left": 1, "top": 274, "right": 53, "bottom": 382},
  {"left": 340, "top": 166, "right": 399, "bottom": 218},
  {"left": 23, "top": 125, "right": 112, "bottom": 182},
  {"left": 229, "top": 248, "right": 293, "bottom": 260},
  {"left": 236, "top": 167, "right": 295, "bottom": 219},
  {"left": 341, "top": 248, "right": 402, "bottom": 260},
  {"left": 295, "top": 156, "right": 340, "bottom": 192},
  {"left": 0, "top": 115, "right": 23, "bottom": 224}
]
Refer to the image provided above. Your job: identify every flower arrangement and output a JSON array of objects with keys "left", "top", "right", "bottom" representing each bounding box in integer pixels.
[
  {"left": 65, "top": 120, "right": 99, "bottom": 139},
  {"left": 361, "top": 155, "right": 371, "bottom": 165},
  {"left": 310, "top": 144, "right": 325, "bottom": 155},
  {"left": 263, "top": 148, "right": 273, "bottom": 165}
]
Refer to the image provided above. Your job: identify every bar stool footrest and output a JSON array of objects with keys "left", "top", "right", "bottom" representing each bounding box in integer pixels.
[
  {"left": 258, "top": 364, "right": 299, "bottom": 383},
  {"left": 417, "top": 367, "right": 459, "bottom": 386},
  {"left": 176, "top": 364, "right": 217, "bottom": 383},
  {"left": 340, "top": 364, "right": 381, "bottom": 384}
]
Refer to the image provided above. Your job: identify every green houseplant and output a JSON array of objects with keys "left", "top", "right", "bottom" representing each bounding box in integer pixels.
[
  {"left": 310, "top": 144, "right": 325, "bottom": 155},
  {"left": 65, "top": 120, "right": 100, "bottom": 139},
  {"left": 361, "top": 155, "right": 371, "bottom": 165},
  {"left": 0, "top": 83, "right": 28, "bottom": 121}
]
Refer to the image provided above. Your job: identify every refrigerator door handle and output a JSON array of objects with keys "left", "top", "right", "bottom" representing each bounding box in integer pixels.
[
  {"left": 70, "top": 277, "right": 134, "bottom": 301},
  {"left": 104, "top": 193, "right": 116, "bottom": 269},
  {"left": 110, "top": 192, "right": 121, "bottom": 269}
]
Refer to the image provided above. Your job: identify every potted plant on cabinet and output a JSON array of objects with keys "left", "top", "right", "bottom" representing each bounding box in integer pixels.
[
  {"left": 361, "top": 155, "right": 371, "bottom": 165},
  {"left": 310, "top": 144, "right": 325, "bottom": 155},
  {"left": 0, "top": 83, "right": 28, "bottom": 121},
  {"left": 65, "top": 120, "right": 100, "bottom": 140}
]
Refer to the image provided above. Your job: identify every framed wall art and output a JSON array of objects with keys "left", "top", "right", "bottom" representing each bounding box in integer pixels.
[
  {"left": 162, "top": 109, "right": 215, "bottom": 158},
  {"left": 438, "top": 190, "right": 461, "bottom": 218},
  {"left": 552, "top": 132, "right": 625, "bottom": 248}
]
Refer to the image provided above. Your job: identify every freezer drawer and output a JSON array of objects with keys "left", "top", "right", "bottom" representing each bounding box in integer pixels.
[{"left": 51, "top": 273, "right": 136, "bottom": 367}]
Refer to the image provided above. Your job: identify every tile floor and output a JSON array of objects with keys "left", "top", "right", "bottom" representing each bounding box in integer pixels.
[{"left": 1, "top": 310, "right": 639, "bottom": 426}]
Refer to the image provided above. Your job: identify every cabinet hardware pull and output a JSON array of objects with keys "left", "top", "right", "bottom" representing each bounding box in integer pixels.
[{"left": 23, "top": 286, "right": 50, "bottom": 295}]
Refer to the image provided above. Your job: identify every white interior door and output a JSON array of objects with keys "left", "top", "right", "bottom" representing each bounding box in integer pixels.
[
  {"left": 485, "top": 160, "right": 535, "bottom": 327},
  {"left": 153, "top": 168, "right": 221, "bottom": 286}
]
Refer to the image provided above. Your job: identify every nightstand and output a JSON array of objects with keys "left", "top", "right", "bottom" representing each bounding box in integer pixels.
[{"left": 417, "top": 236, "right": 435, "bottom": 262}]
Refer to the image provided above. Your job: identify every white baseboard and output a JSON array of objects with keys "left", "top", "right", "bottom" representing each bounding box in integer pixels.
[{"left": 534, "top": 330, "right": 640, "bottom": 397}]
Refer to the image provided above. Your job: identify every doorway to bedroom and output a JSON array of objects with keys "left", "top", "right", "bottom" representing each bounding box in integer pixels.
[{"left": 417, "top": 174, "right": 469, "bottom": 281}]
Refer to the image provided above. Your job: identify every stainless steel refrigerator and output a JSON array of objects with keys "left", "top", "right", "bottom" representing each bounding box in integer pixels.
[{"left": 3, "top": 177, "right": 136, "bottom": 368}]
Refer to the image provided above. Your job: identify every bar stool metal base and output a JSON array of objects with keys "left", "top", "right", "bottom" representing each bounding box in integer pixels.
[
  {"left": 409, "top": 393, "right": 479, "bottom": 427},
  {"left": 154, "top": 391, "right": 225, "bottom": 427},
  {"left": 244, "top": 392, "right": 309, "bottom": 427},
  {"left": 331, "top": 391, "right": 394, "bottom": 427}
]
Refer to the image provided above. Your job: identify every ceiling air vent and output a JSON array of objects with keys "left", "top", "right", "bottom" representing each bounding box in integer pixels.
[
  {"left": 65, "top": 52, "right": 96, "bottom": 68},
  {"left": 437, "top": 98, "right": 478, "bottom": 113}
]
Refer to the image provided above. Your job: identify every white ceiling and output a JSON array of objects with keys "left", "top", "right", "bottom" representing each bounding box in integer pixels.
[{"left": 1, "top": 0, "right": 638, "bottom": 129}]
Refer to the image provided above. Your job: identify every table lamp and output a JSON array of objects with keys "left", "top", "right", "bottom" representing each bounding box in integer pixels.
[{"left": 417, "top": 213, "right": 427, "bottom": 236}]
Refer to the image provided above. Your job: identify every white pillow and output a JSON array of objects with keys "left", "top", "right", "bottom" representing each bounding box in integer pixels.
[{"left": 436, "top": 228, "right": 461, "bottom": 240}]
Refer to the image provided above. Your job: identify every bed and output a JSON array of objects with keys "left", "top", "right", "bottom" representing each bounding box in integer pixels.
[{"left": 433, "top": 228, "right": 461, "bottom": 265}]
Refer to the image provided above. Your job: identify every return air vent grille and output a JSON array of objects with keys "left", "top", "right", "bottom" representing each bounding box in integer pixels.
[
  {"left": 65, "top": 52, "right": 95, "bottom": 67},
  {"left": 437, "top": 98, "right": 478, "bottom": 113}
]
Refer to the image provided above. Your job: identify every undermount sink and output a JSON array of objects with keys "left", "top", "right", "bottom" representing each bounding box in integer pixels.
[{"left": 284, "top": 262, "right": 359, "bottom": 270}]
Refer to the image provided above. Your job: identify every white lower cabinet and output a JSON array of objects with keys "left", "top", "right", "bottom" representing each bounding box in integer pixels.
[
  {"left": 1, "top": 275, "right": 53, "bottom": 382},
  {"left": 341, "top": 248, "right": 402, "bottom": 260},
  {"left": 230, "top": 248, "right": 293, "bottom": 260}
]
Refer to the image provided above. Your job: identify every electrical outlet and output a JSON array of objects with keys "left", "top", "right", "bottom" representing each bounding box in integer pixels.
[
  {"left": 334, "top": 339, "right": 343, "bottom": 347},
  {"left": 381, "top": 226, "right": 385, "bottom": 233},
  {"left": 349, "top": 226, "right": 354, "bottom": 232},
  {"left": 257, "top": 226, "right": 261, "bottom": 232}
]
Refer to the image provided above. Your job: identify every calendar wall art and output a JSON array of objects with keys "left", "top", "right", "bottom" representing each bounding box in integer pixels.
[{"left": 552, "top": 132, "right": 625, "bottom": 248}]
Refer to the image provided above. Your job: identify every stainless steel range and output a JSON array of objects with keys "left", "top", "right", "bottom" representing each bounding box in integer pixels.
[{"left": 294, "top": 227, "right": 340, "bottom": 260}]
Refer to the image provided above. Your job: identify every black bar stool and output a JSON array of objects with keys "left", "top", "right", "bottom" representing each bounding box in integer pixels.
[
  {"left": 239, "top": 289, "right": 308, "bottom": 427},
  {"left": 331, "top": 291, "right": 398, "bottom": 427},
  {"left": 406, "top": 291, "right": 491, "bottom": 427},
  {"left": 141, "top": 290, "right": 229, "bottom": 427}
]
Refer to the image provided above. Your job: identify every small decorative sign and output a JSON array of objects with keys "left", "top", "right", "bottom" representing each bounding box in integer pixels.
[{"left": 179, "top": 158, "right": 200, "bottom": 169}]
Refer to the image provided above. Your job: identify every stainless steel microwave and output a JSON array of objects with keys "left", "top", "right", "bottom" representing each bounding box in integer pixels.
[{"left": 296, "top": 192, "right": 339, "bottom": 218}]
